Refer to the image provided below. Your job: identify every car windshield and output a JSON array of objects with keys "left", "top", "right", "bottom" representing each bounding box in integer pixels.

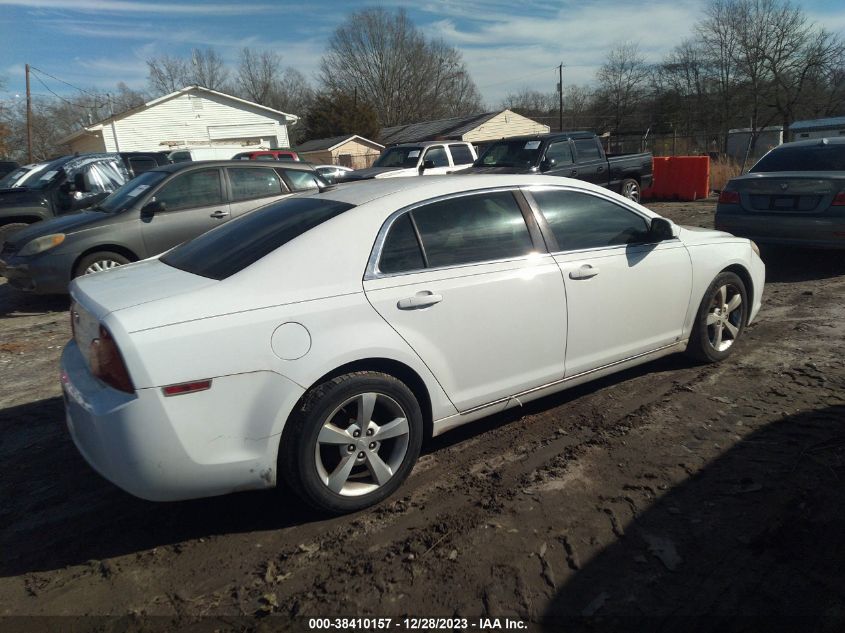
[
  {"left": 93, "top": 171, "right": 169, "bottom": 213},
  {"left": 19, "top": 159, "right": 69, "bottom": 190},
  {"left": 477, "top": 140, "right": 543, "bottom": 168},
  {"left": 750, "top": 144, "right": 845, "bottom": 172},
  {"left": 161, "top": 196, "right": 355, "bottom": 280},
  {"left": 374, "top": 147, "right": 423, "bottom": 168},
  {"left": 0, "top": 166, "right": 32, "bottom": 188}
]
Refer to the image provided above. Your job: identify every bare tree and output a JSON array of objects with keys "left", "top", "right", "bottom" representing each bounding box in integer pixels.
[
  {"left": 237, "top": 48, "right": 282, "bottom": 104},
  {"left": 595, "top": 42, "right": 651, "bottom": 133},
  {"left": 190, "top": 48, "right": 230, "bottom": 92},
  {"left": 319, "top": 8, "right": 482, "bottom": 127},
  {"left": 146, "top": 54, "right": 189, "bottom": 95},
  {"left": 500, "top": 88, "right": 558, "bottom": 116}
]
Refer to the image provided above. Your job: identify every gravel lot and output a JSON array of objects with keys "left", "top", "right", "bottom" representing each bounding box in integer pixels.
[{"left": 1, "top": 198, "right": 844, "bottom": 630}]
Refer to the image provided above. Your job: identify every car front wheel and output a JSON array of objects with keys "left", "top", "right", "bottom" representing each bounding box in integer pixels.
[
  {"left": 686, "top": 271, "right": 748, "bottom": 363},
  {"left": 280, "top": 371, "right": 423, "bottom": 514},
  {"left": 621, "top": 178, "right": 641, "bottom": 202},
  {"left": 74, "top": 251, "right": 131, "bottom": 278}
]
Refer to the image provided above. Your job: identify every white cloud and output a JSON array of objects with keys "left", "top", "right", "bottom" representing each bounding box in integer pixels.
[{"left": 0, "top": 0, "right": 269, "bottom": 14}]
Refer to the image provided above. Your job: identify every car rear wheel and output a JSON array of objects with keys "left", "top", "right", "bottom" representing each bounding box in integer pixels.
[
  {"left": 0, "top": 223, "right": 29, "bottom": 250},
  {"left": 74, "top": 251, "right": 131, "bottom": 278},
  {"left": 621, "top": 178, "right": 641, "bottom": 202},
  {"left": 280, "top": 371, "right": 423, "bottom": 514},
  {"left": 686, "top": 271, "right": 748, "bottom": 363}
]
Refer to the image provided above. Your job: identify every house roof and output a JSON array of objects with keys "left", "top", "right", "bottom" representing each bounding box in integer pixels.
[
  {"left": 379, "top": 111, "right": 501, "bottom": 145},
  {"left": 59, "top": 85, "right": 299, "bottom": 145},
  {"left": 296, "top": 134, "right": 384, "bottom": 153},
  {"left": 790, "top": 116, "right": 845, "bottom": 132}
]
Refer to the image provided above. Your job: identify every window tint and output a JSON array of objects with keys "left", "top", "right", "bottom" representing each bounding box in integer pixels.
[
  {"left": 162, "top": 197, "right": 355, "bottom": 280},
  {"left": 532, "top": 189, "right": 649, "bottom": 251},
  {"left": 750, "top": 145, "right": 845, "bottom": 172},
  {"left": 284, "top": 169, "right": 323, "bottom": 191},
  {"left": 128, "top": 157, "right": 157, "bottom": 175},
  {"left": 379, "top": 214, "right": 425, "bottom": 274},
  {"left": 423, "top": 146, "right": 449, "bottom": 167},
  {"left": 411, "top": 191, "right": 534, "bottom": 268},
  {"left": 545, "top": 141, "right": 574, "bottom": 165},
  {"left": 228, "top": 167, "right": 284, "bottom": 201},
  {"left": 574, "top": 138, "right": 601, "bottom": 161},
  {"left": 448, "top": 144, "right": 474, "bottom": 165},
  {"left": 155, "top": 169, "right": 223, "bottom": 211},
  {"left": 170, "top": 151, "right": 192, "bottom": 163}
]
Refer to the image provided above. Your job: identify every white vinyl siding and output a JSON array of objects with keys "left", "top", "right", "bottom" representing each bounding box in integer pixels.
[
  {"left": 71, "top": 89, "right": 294, "bottom": 154},
  {"left": 462, "top": 110, "right": 550, "bottom": 144}
]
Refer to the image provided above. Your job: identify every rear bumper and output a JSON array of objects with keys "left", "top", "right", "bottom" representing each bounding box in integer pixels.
[
  {"left": 61, "top": 340, "right": 305, "bottom": 501},
  {"left": 715, "top": 208, "right": 845, "bottom": 249}
]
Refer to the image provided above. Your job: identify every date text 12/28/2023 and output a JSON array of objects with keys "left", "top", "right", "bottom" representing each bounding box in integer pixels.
[{"left": 307, "top": 617, "right": 529, "bottom": 630}]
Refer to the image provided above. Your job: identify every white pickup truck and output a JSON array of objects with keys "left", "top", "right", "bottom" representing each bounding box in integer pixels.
[{"left": 345, "top": 141, "right": 477, "bottom": 180}]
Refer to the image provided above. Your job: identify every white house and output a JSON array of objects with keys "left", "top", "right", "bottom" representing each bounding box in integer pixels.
[{"left": 60, "top": 85, "right": 299, "bottom": 154}]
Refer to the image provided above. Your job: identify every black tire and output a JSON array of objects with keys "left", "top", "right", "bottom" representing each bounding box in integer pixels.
[
  {"left": 280, "top": 371, "right": 423, "bottom": 515},
  {"left": 73, "top": 251, "right": 132, "bottom": 278},
  {"left": 686, "top": 271, "right": 748, "bottom": 363},
  {"left": 0, "top": 223, "right": 29, "bottom": 250},
  {"left": 621, "top": 178, "right": 641, "bottom": 202}
]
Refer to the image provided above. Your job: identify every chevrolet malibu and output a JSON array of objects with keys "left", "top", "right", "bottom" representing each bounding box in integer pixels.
[{"left": 62, "top": 175, "right": 765, "bottom": 514}]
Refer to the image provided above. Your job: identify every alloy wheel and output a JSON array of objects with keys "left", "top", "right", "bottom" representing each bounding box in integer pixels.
[
  {"left": 623, "top": 180, "right": 640, "bottom": 202},
  {"left": 85, "top": 259, "right": 123, "bottom": 274},
  {"left": 314, "top": 392, "right": 410, "bottom": 497},
  {"left": 705, "top": 283, "right": 743, "bottom": 352}
]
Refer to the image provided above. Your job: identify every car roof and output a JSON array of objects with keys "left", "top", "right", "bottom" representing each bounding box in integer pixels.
[
  {"left": 150, "top": 160, "right": 317, "bottom": 174},
  {"left": 776, "top": 137, "right": 845, "bottom": 149},
  {"left": 308, "top": 173, "right": 629, "bottom": 208},
  {"left": 388, "top": 141, "right": 470, "bottom": 148}
]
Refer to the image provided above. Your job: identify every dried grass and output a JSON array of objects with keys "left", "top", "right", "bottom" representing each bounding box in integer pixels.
[{"left": 710, "top": 158, "right": 743, "bottom": 193}]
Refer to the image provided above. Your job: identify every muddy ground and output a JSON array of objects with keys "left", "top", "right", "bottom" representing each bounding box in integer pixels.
[{"left": 1, "top": 198, "right": 844, "bottom": 632}]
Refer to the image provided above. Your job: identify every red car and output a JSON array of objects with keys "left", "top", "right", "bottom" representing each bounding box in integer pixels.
[{"left": 232, "top": 150, "right": 300, "bottom": 162}]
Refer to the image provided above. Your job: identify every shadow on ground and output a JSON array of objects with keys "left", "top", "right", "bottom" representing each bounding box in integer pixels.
[
  {"left": 0, "top": 352, "right": 703, "bottom": 578},
  {"left": 761, "top": 246, "right": 845, "bottom": 283},
  {"left": 542, "top": 405, "right": 845, "bottom": 632},
  {"left": 0, "top": 281, "right": 68, "bottom": 317}
]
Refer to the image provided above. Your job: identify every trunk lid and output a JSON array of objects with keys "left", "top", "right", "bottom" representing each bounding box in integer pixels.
[{"left": 730, "top": 172, "right": 845, "bottom": 214}]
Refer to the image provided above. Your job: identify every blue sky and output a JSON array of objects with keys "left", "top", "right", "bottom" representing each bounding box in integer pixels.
[{"left": 1, "top": 0, "right": 844, "bottom": 112}]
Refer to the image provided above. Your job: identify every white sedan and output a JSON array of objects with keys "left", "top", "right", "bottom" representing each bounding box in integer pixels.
[{"left": 61, "top": 175, "right": 765, "bottom": 514}]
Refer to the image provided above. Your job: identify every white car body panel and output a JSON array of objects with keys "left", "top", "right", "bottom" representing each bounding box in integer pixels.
[{"left": 61, "top": 175, "right": 765, "bottom": 502}]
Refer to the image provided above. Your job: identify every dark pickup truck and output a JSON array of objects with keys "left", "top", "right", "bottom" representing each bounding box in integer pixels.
[
  {"left": 0, "top": 153, "right": 133, "bottom": 247},
  {"left": 463, "top": 132, "right": 653, "bottom": 202}
]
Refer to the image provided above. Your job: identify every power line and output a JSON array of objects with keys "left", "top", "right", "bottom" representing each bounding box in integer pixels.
[{"left": 29, "top": 65, "right": 104, "bottom": 101}]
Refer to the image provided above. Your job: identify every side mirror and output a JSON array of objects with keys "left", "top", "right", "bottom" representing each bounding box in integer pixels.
[
  {"left": 73, "top": 172, "right": 87, "bottom": 193},
  {"left": 648, "top": 217, "right": 674, "bottom": 242},
  {"left": 419, "top": 159, "right": 436, "bottom": 173},
  {"left": 540, "top": 158, "right": 556, "bottom": 172},
  {"left": 141, "top": 200, "right": 165, "bottom": 218}
]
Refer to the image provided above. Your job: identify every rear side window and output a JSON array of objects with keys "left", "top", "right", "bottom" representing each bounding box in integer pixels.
[
  {"left": 379, "top": 214, "right": 425, "bottom": 274},
  {"left": 574, "top": 138, "right": 601, "bottom": 161},
  {"left": 162, "top": 197, "right": 355, "bottom": 280},
  {"left": 546, "top": 141, "right": 574, "bottom": 165},
  {"left": 531, "top": 189, "right": 649, "bottom": 251},
  {"left": 154, "top": 169, "right": 223, "bottom": 211},
  {"left": 407, "top": 191, "right": 533, "bottom": 269},
  {"left": 128, "top": 157, "right": 157, "bottom": 175},
  {"left": 448, "top": 144, "right": 474, "bottom": 165},
  {"left": 228, "top": 167, "right": 285, "bottom": 201}
]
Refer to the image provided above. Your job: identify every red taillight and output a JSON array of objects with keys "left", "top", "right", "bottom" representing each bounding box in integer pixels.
[
  {"left": 718, "top": 190, "right": 740, "bottom": 204},
  {"left": 832, "top": 192, "right": 845, "bottom": 206},
  {"left": 162, "top": 380, "right": 212, "bottom": 397},
  {"left": 89, "top": 325, "right": 134, "bottom": 393}
]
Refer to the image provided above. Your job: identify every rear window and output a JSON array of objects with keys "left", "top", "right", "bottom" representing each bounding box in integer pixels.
[
  {"left": 750, "top": 144, "right": 845, "bottom": 172},
  {"left": 161, "top": 197, "right": 354, "bottom": 280}
]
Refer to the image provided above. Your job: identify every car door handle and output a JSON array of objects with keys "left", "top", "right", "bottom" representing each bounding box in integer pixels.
[
  {"left": 597, "top": 166, "right": 604, "bottom": 172},
  {"left": 397, "top": 291, "right": 443, "bottom": 310},
  {"left": 569, "top": 264, "right": 600, "bottom": 280},
  {"left": 210, "top": 210, "right": 229, "bottom": 219},
  {"left": 570, "top": 169, "right": 578, "bottom": 176}
]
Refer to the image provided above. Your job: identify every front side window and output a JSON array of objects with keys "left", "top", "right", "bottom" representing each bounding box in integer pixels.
[
  {"left": 374, "top": 147, "right": 423, "bottom": 168},
  {"left": 423, "top": 146, "right": 449, "bottom": 168},
  {"left": 477, "top": 139, "right": 543, "bottom": 168},
  {"left": 283, "top": 169, "right": 323, "bottom": 192},
  {"left": 531, "top": 189, "right": 649, "bottom": 251},
  {"left": 407, "top": 191, "right": 533, "bottom": 269},
  {"left": 545, "top": 141, "right": 574, "bottom": 165},
  {"left": 228, "top": 167, "right": 284, "bottom": 201},
  {"left": 154, "top": 168, "right": 223, "bottom": 211},
  {"left": 448, "top": 144, "right": 475, "bottom": 165}
]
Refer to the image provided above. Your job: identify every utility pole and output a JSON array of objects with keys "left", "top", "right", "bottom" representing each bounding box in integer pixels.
[
  {"left": 25, "top": 63, "right": 33, "bottom": 162},
  {"left": 107, "top": 93, "right": 120, "bottom": 152},
  {"left": 557, "top": 63, "right": 564, "bottom": 132}
]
